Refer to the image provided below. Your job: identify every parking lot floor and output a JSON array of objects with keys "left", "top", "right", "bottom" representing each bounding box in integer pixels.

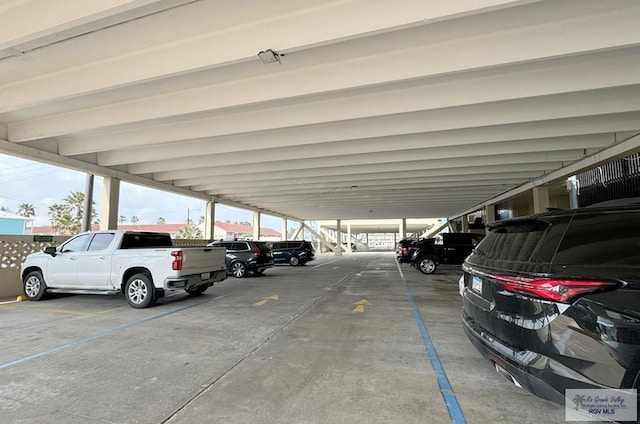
[{"left": 1, "top": 252, "right": 585, "bottom": 423}]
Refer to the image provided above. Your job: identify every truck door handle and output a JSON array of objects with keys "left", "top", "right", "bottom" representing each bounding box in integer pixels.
[{"left": 99, "top": 256, "right": 107, "bottom": 259}]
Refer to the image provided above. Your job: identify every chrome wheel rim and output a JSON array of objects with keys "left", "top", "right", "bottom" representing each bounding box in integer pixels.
[
  {"left": 420, "top": 259, "right": 435, "bottom": 273},
  {"left": 128, "top": 279, "right": 148, "bottom": 304},
  {"left": 25, "top": 276, "right": 41, "bottom": 297},
  {"left": 232, "top": 263, "right": 245, "bottom": 278}
]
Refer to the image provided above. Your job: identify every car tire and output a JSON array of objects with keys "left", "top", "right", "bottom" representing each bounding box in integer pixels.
[
  {"left": 230, "top": 261, "right": 247, "bottom": 278},
  {"left": 125, "top": 273, "right": 156, "bottom": 308},
  {"left": 185, "top": 284, "right": 208, "bottom": 296},
  {"left": 23, "top": 270, "right": 47, "bottom": 301},
  {"left": 417, "top": 256, "right": 437, "bottom": 274},
  {"left": 289, "top": 256, "right": 300, "bottom": 266}
]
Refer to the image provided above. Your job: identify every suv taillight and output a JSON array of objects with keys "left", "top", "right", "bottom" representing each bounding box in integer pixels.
[
  {"left": 493, "top": 275, "right": 618, "bottom": 303},
  {"left": 253, "top": 247, "right": 261, "bottom": 260},
  {"left": 171, "top": 250, "right": 183, "bottom": 271},
  {"left": 401, "top": 247, "right": 408, "bottom": 256}
]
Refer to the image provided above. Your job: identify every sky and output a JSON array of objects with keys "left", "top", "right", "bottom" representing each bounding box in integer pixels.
[{"left": 0, "top": 153, "right": 283, "bottom": 230}]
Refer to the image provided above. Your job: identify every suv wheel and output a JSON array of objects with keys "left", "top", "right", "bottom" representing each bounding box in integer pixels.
[
  {"left": 417, "top": 256, "right": 437, "bottom": 274},
  {"left": 289, "top": 256, "right": 300, "bottom": 266},
  {"left": 230, "top": 261, "right": 247, "bottom": 278}
]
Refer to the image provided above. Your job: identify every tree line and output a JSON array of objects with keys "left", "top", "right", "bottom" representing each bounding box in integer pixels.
[{"left": 0, "top": 191, "right": 204, "bottom": 238}]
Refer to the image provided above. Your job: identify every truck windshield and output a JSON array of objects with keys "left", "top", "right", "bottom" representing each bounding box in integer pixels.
[{"left": 120, "top": 233, "right": 173, "bottom": 249}]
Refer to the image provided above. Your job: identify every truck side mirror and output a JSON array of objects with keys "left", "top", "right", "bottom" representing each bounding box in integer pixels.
[{"left": 44, "top": 246, "right": 57, "bottom": 257}]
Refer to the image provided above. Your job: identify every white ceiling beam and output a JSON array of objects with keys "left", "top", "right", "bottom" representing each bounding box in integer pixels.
[
  {"left": 0, "top": 0, "right": 197, "bottom": 59},
  {"left": 0, "top": 0, "right": 541, "bottom": 113},
  {"left": 6, "top": 3, "right": 640, "bottom": 142},
  {"left": 147, "top": 135, "right": 610, "bottom": 181},
  {"left": 191, "top": 162, "right": 559, "bottom": 191},
  {"left": 43, "top": 49, "right": 640, "bottom": 155},
  {"left": 169, "top": 151, "right": 586, "bottom": 186},
  {"left": 122, "top": 114, "right": 636, "bottom": 173}
]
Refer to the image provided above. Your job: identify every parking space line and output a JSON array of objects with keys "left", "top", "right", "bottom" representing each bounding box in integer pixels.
[
  {"left": 0, "top": 294, "right": 231, "bottom": 371},
  {"left": 395, "top": 260, "right": 467, "bottom": 424}
]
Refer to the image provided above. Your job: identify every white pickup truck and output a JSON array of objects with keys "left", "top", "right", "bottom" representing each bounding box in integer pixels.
[{"left": 20, "top": 230, "right": 227, "bottom": 308}]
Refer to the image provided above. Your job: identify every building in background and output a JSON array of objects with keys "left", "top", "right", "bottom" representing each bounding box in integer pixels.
[{"left": 0, "top": 212, "right": 32, "bottom": 235}]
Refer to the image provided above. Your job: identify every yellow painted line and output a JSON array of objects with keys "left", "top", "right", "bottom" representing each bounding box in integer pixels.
[
  {"left": 353, "top": 305, "right": 365, "bottom": 313},
  {"left": 253, "top": 295, "right": 279, "bottom": 306},
  {"left": 0, "top": 304, "right": 106, "bottom": 316}
]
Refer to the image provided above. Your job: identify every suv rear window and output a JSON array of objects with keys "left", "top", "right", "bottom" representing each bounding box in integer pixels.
[
  {"left": 554, "top": 212, "right": 640, "bottom": 265},
  {"left": 476, "top": 221, "right": 549, "bottom": 262}
]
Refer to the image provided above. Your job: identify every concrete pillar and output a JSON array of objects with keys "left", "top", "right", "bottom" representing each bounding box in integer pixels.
[
  {"left": 204, "top": 198, "right": 216, "bottom": 240},
  {"left": 81, "top": 174, "right": 94, "bottom": 232},
  {"left": 532, "top": 186, "right": 550, "bottom": 214},
  {"left": 100, "top": 176, "right": 120, "bottom": 230},
  {"left": 461, "top": 215, "right": 469, "bottom": 233},
  {"left": 399, "top": 218, "right": 406, "bottom": 239},
  {"left": 335, "top": 219, "right": 342, "bottom": 256},
  {"left": 253, "top": 211, "right": 260, "bottom": 240},
  {"left": 347, "top": 224, "right": 352, "bottom": 253},
  {"left": 281, "top": 218, "right": 288, "bottom": 240},
  {"left": 484, "top": 204, "right": 495, "bottom": 224}
]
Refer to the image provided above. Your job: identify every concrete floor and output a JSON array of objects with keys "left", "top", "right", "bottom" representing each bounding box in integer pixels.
[{"left": 0, "top": 252, "right": 584, "bottom": 423}]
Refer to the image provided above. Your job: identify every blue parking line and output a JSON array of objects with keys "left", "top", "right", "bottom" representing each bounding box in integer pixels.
[
  {"left": 0, "top": 297, "right": 215, "bottom": 371},
  {"left": 396, "top": 261, "right": 467, "bottom": 424}
]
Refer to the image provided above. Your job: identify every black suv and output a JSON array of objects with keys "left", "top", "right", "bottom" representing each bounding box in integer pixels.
[
  {"left": 207, "top": 240, "right": 274, "bottom": 278},
  {"left": 411, "top": 233, "right": 484, "bottom": 274},
  {"left": 269, "top": 240, "right": 315, "bottom": 266},
  {"left": 461, "top": 205, "right": 640, "bottom": 408}
]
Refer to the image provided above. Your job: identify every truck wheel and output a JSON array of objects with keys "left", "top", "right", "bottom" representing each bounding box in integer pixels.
[
  {"left": 230, "top": 261, "right": 247, "bottom": 278},
  {"left": 417, "top": 257, "right": 437, "bottom": 274},
  {"left": 23, "top": 270, "right": 47, "bottom": 301},
  {"left": 289, "top": 256, "right": 300, "bottom": 266},
  {"left": 185, "top": 285, "right": 208, "bottom": 296},
  {"left": 125, "top": 273, "right": 156, "bottom": 308}
]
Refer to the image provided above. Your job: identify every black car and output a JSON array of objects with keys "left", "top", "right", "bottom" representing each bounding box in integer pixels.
[
  {"left": 460, "top": 205, "right": 640, "bottom": 407},
  {"left": 207, "top": 240, "right": 274, "bottom": 278},
  {"left": 412, "top": 232, "right": 484, "bottom": 274},
  {"left": 270, "top": 240, "right": 315, "bottom": 266}
]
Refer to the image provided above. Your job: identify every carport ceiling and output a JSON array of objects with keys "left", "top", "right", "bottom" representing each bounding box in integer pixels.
[{"left": 1, "top": 0, "right": 640, "bottom": 221}]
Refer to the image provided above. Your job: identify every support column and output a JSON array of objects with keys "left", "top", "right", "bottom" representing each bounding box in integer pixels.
[
  {"left": 204, "top": 198, "right": 216, "bottom": 240},
  {"left": 399, "top": 218, "right": 406, "bottom": 240},
  {"left": 461, "top": 215, "right": 469, "bottom": 233},
  {"left": 81, "top": 174, "right": 94, "bottom": 232},
  {"left": 100, "top": 177, "right": 120, "bottom": 230},
  {"left": 281, "top": 218, "right": 288, "bottom": 240},
  {"left": 335, "top": 219, "right": 342, "bottom": 256},
  {"left": 253, "top": 211, "right": 260, "bottom": 240},
  {"left": 532, "top": 186, "right": 550, "bottom": 214},
  {"left": 347, "top": 224, "right": 352, "bottom": 253},
  {"left": 484, "top": 204, "right": 496, "bottom": 224}
]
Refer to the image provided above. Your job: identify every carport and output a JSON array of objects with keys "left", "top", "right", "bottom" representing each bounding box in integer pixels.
[
  {"left": 1, "top": 0, "right": 639, "bottom": 231},
  {"left": 1, "top": 1, "right": 640, "bottom": 423}
]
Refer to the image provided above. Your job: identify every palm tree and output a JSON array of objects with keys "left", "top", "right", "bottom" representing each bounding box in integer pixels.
[
  {"left": 17, "top": 203, "right": 35, "bottom": 217},
  {"left": 0, "top": 206, "right": 11, "bottom": 213},
  {"left": 131, "top": 216, "right": 139, "bottom": 224},
  {"left": 118, "top": 215, "right": 127, "bottom": 224},
  {"left": 157, "top": 217, "right": 166, "bottom": 224}
]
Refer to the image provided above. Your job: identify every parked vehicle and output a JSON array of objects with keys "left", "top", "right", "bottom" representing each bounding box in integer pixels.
[
  {"left": 270, "top": 240, "right": 315, "bottom": 266},
  {"left": 208, "top": 240, "right": 274, "bottom": 278},
  {"left": 396, "top": 238, "right": 434, "bottom": 264},
  {"left": 460, "top": 205, "right": 640, "bottom": 406},
  {"left": 412, "top": 232, "right": 484, "bottom": 274},
  {"left": 21, "top": 230, "right": 227, "bottom": 308}
]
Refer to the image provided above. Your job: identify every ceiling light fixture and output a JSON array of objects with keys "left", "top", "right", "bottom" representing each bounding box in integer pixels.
[{"left": 257, "top": 49, "right": 281, "bottom": 65}]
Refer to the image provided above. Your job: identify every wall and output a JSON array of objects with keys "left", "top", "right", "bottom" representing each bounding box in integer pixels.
[{"left": 0, "top": 235, "right": 69, "bottom": 299}]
